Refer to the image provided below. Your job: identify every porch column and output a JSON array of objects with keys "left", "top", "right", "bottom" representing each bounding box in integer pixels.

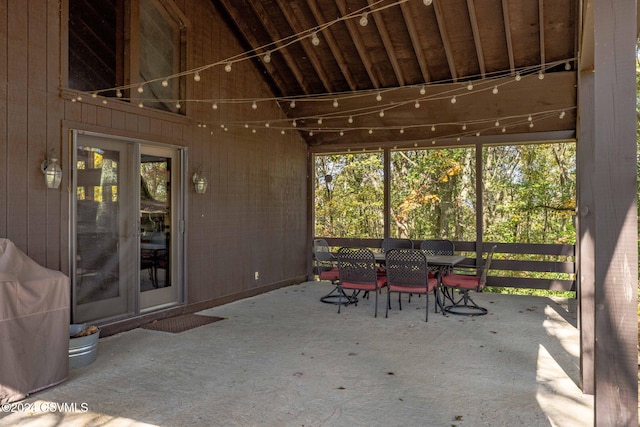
[{"left": 577, "top": 0, "right": 638, "bottom": 424}]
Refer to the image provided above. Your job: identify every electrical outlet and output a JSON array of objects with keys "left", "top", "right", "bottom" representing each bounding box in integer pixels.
[{"left": 254, "top": 271, "right": 259, "bottom": 280}]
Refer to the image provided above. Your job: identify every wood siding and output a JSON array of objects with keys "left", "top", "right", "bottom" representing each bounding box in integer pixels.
[{"left": 0, "top": 0, "right": 308, "bottom": 314}]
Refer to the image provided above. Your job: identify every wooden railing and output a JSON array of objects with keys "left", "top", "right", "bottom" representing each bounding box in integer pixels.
[{"left": 317, "top": 238, "right": 576, "bottom": 292}]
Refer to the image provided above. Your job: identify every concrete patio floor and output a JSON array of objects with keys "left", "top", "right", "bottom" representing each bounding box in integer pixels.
[{"left": 0, "top": 281, "right": 593, "bottom": 426}]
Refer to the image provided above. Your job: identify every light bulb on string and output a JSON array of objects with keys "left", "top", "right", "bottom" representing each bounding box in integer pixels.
[
  {"left": 527, "top": 114, "right": 532, "bottom": 121},
  {"left": 224, "top": 63, "right": 232, "bottom": 72},
  {"left": 292, "top": 120, "right": 297, "bottom": 127},
  {"left": 494, "top": 120, "right": 500, "bottom": 127},
  {"left": 340, "top": 130, "right": 344, "bottom": 136},
  {"left": 281, "top": 129, "right": 285, "bottom": 135},
  {"left": 502, "top": 126, "right": 506, "bottom": 133},
  {"left": 138, "top": 102, "right": 144, "bottom": 108},
  {"left": 92, "top": 93, "right": 97, "bottom": 98},
  {"left": 102, "top": 99, "right": 108, "bottom": 105},
  {"left": 116, "top": 89, "right": 122, "bottom": 98},
  {"left": 309, "top": 131, "right": 314, "bottom": 136},
  {"left": 359, "top": 13, "right": 368, "bottom": 26},
  {"left": 317, "top": 117, "right": 323, "bottom": 124},
  {"left": 252, "top": 129, "right": 256, "bottom": 133},
  {"left": 399, "top": 128, "right": 404, "bottom": 134},
  {"left": 290, "top": 100, "right": 296, "bottom": 108},
  {"left": 263, "top": 52, "right": 271, "bottom": 63},
  {"left": 376, "top": 92, "right": 382, "bottom": 101},
  {"left": 467, "top": 82, "right": 473, "bottom": 90},
  {"left": 194, "top": 71, "right": 201, "bottom": 82},
  {"left": 423, "top": 0, "right": 432, "bottom": 5},
  {"left": 212, "top": 103, "right": 218, "bottom": 110},
  {"left": 368, "top": 129, "right": 373, "bottom": 134},
  {"left": 244, "top": 124, "right": 249, "bottom": 128},
  {"left": 161, "top": 80, "right": 169, "bottom": 87},
  {"left": 414, "top": 100, "right": 420, "bottom": 108},
  {"left": 559, "top": 110, "right": 566, "bottom": 119},
  {"left": 76, "top": 95, "right": 82, "bottom": 101},
  {"left": 348, "top": 116, "right": 353, "bottom": 124},
  {"left": 252, "top": 101, "right": 258, "bottom": 109},
  {"left": 476, "top": 132, "right": 481, "bottom": 136},
  {"left": 450, "top": 95, "right": 457, "bottom": 104},
  {"left": 515, "top": 73, "right": 521, "bottom": 81},
  {"left": 492, "top": 86, "right": 498, "bottom": 94},
  {"left": 137, "top": 86, "right": 144, "bottom": 94},
  {"left": 529, "top": 122, "right": 534, "bottom": 128},
  {"left": 176, "top": 102, "right": 181, "bottom": 109},
  {"left": 333, "top": 99, "right": 339, "bottom": 108},
  {"left": 265, "top": 122, "right": 270, "bottom": 128},
  {"left": 538, "top": 71, "right": 545, "bottom": 80},
  {"left": 379, "top": 110, "right": 384, "bottom": 117},
  {"left": 419, "top": 85, "right": 426, "bottom": 95},
  {"left": 311, "top": 32, "right": 320, "bottom": 46},
  {"left": 431, "top": 125, "right": 436, "bottom": 131},
  {"left": 565, "top": 61, "right": 571, "bottom": 70},
  {"left": 462, "top": 124, "right": 467, "bottom": 130}
]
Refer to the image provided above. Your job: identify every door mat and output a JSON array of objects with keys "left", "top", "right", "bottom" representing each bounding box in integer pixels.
[{"left": 141, "top": 313, "right": 225, "bottom": 333}]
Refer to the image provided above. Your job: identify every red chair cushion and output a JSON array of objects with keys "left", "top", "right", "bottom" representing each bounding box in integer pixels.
[
  {"left": 341, "top": 275, "right": 386, "bottom": 291},
  {"left": 319, "top": 268, "right": 339, "bottom": 281},
  {"left": 388, "top": 277, "right": 438, "bottom": 293},
  {"left": 442, "top": 274, "right": 481, "bottom": 290}
]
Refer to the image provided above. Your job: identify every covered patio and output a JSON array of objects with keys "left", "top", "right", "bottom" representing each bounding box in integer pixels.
[{"left": 0, "top": 282, "right": 593, "bottom": 426}]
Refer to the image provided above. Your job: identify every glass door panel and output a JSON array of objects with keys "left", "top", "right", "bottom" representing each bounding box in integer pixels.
[
  {"left": 139, "top": 145, "right": 182, "bottom": 311},
  {"left": 73, "top": 133, "right": 136, "bottom": 323}
]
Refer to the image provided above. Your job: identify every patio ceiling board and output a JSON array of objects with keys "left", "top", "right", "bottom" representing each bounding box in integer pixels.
[{"left": 212, "top": 0, "right": 579, "bottom": 147}]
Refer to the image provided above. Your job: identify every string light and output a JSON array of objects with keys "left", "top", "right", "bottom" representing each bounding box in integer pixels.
[
  {"left": 515, "top": 73, "right": 521, "bottom": 81},
  {"left": 194, "top": 72, "right": 201, "bottom": 82},
  {"left": 423, "top": 0, "right": 433, "bottom": 5},
  {"left": 419, "top": 86, "right": 426, "bottom": 95},
  {"left": 212, "top": 103, "right": 218, "bottom": 110},
  {"left": 340, "top": 130, "right": 344, "bottom": 136},
  {"left": 348, "top": 116, "right": 353, "bottom": 123},
  {"left": 138, "top": 102, "right": 144, "bottom": 108},
  {"left": 467, "top": 82, "right": 473, "bottom": 90},
  {"left": 368, "top": 129, "right": 373, "bottom": 134},
  {"left": 494, "top": 120, "right": 500, "bottom": 126},
  {"left": 224, "top": 63, "right": 232, "bottom": 72},
  {"left": 92, "top": 93, "right": 97, "bottom": 98},
  {"left": 450, "top": 95, "right": 457, "bottom": 104},
  {"left": 414, "top": 100, "right": 420, "bottom": 108},
  {"left": 252, "top": 101, "right": 258, "bottom": 109},
  {"left": 492, "top": 86, "right": 499, "bottom": 94},
  {"left": 379, "top": 110, "right": 385, "bottom": 117},
  {"left": 359, "top": 13, "right": 368, "bottom": 26},
  {"left": 137, "top": 86, "right": 144, "bottom": 94},
  {"left": 431, "top": 125, "right": 436, "bottom": 131},
  {"left": 559, "top": 110, "right": 566, "bottom": 119},
  {"left": 399, "top": 128, "right": 404, "bottom": 134},
  {"left": 376, "top": 92, "right": 382, "bottom": 101},
  {"left": 311, "top": 33, "right": 320, "bottom": 46},
  {"left": 290, "top": 100, "right": 296, "bottom": 108},
  {"left": 161, "top": 80, "right": 169, "bottom": 87},
  {"left": 317, "top": 117, "right": 323, "bottom": 124},
  {"left": 538, "top": 71, "right": 545, "bottom": 80},
  {"left": 564, "top": 61, "right": 571, "bottom": 70},
  {"left": 263, "top": 52, "right": 271, "bottom": 63},
  {"left": 176, "top": 102, "right": 181, "bottom": 109},
  {"left": 116, "top": 89, "right": 122, "bottom": 98},
  {"left": 333, "top": 99, "right": 339, "bottom": 108}
]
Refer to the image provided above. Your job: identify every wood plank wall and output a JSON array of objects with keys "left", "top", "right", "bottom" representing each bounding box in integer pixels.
[{"left": 0, "top": 0, "right": 308, "bottom": 309}]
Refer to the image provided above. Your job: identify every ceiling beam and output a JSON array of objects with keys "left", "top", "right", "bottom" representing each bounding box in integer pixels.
[
  {"left": 538, "top": 0, "right": 546, "bottom": 70},
  {"left": 367, "top": 0, "right": 405, "bottom": 86},
  {"left": 275, "top": 0, "right": 334, "bottom": 93},
  {"left": 305, "top": 0, "right": 359, "bottom": 91},
  {"left": 399, "top": 1, "right": 431, "bottom": 83},
  {"left": 432, "top": 0, "right": 458, "bottom": 82},
  {"left": 247, "top": 0, "right": 315, "bottom": 94},
  {"left": 501, "top": 0, "right": 516, "bottom": 74},
  {"left": 334, "top": 0, "right": 380, "bottom": 88},
  {"left": 466, "top": 0, "right": 486, "bottom": 78}
]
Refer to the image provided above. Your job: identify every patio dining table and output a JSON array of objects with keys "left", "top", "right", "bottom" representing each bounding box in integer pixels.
[{"left": 374, "top": 251, "right": 467, "bottom": 312}]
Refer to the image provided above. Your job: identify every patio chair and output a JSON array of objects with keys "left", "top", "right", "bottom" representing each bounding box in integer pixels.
[
  {"left": 440, "top": 245, "right": 497, "bottom": 316},
  {"left": 419, "top": 239, "right": 455, "bottom": 306},
  {"left": 337, "top": 247, "right": 387, "bottom": 317},
  {"left": 385, "top": 249, "right": 438, "bottom": 322},
  {"left": 381, "top": 237, "right": 414, "bottom": 252},
  {"left": 313, "top": 239, "right": 346, "bottom": 305}
]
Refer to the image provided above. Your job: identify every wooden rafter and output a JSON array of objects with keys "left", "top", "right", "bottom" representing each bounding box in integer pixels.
[
  {"left": 538, "top": 0, "right": 545, "bottom": 69},
  {"left": 466, "top": 0, "right": 486, "bottom": 78},
  {"left": 501, "top": 0, "right": 515, "bottom": 74},
  {"left": 399, "top": 1, "right": 431, "bottom": 83},
  {"left": 432, "top": 0, "right": 458, "bottom": 82},
  {"left": 248, "top": 0, "right": 314, "bottom": 94},
  {"left": 275, "top": 0, "right": 334, "bottom": 93},
  {"left": 367, "top": 0, "right": 404, "bottom": 86},
  {"left": 305, "top": 0, "right": 359, "bottom": 91},
  {"left": 334, "top": 0, "right": 380, "bottom": 88}
]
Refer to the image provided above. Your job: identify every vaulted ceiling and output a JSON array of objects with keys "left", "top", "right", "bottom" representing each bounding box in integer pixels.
[{"left": 212, "top": 0, "right": 580, "bottom": 150}]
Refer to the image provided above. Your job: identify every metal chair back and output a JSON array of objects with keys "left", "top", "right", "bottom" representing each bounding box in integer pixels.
[{"left": 381, "top": 237, "right": 413, "bottom": 252}]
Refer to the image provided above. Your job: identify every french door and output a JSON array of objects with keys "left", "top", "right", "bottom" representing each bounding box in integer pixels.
[{"left": 72, "top": 131, "right": 184, "bottom": 324}]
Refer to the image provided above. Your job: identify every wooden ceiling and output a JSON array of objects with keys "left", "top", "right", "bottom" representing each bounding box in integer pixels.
[{"left": 212, "top": 0, "right": 579, "bottom": 150}]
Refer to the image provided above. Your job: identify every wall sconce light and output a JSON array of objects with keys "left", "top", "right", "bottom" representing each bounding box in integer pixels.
[
  {"left": 41, "top": 149, "right": 63, "bottom": 189},
  {"left": 192, "top": 172, "right": 208, "bottom": 194}
]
